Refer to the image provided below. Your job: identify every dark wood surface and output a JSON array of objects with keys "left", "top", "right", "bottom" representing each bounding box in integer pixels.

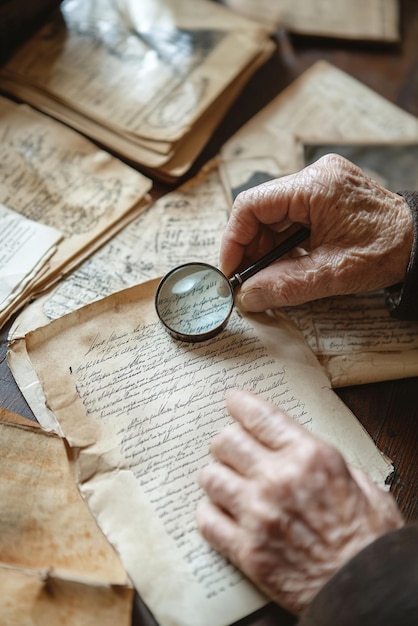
[{"left": 1, "top": 1, "right": 417, "bottom": 624}]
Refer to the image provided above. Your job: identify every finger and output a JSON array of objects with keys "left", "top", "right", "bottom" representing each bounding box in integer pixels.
[
  {"left": 235, "top": 246, "right": 360, "bottom": 312},
  {"left": 209, "top": 422, "right": 266, "bottom": 476},
  {"left": 198, "top": 462, "right": 247, "bottom": 519},
  {"left": 219, "top": 173, "right": 310, "bottom": 277},
  {"left": 226, "top": 389, "right": 307, "bottom": 450},
  {"left": 196, "top": 499, "right": 240, "bottom": 559}
]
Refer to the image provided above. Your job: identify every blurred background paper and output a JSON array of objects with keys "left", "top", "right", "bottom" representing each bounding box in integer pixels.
[{"left": 222, "top": 0, "right": 399, "bottom": 42}]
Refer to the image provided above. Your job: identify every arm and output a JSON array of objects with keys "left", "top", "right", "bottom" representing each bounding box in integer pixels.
[
  {"left": 386, "top": 191, "right": 418, "bottom": 320},
  {"left": 220, "top": 154, "right": 413, "bottom": 313},
  {"left": 196, "top": 389, "right": 403, "bottom": 615},
  {"left": 297, "top": 524, "right": 418, "bottom": 626}
]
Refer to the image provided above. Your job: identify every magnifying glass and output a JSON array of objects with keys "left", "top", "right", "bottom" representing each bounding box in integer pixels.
[{"left": 155, "top": 226, "right": 310, "bottom": 342}]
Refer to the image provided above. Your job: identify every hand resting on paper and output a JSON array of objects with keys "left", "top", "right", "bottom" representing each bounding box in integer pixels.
[
  {"left": 219, "top": 153, "right": 414, "bottom": 313},
  {"left": 196, "top": 389, "right": 403, "bottom": 616}
]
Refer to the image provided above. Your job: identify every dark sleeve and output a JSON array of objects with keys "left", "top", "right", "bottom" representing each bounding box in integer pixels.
[
  {"left": 297, "top": 525, "right": 418, "bottom": 626},
  {"left": 385, "top": 191, "right": 418, "bottom": 320}
]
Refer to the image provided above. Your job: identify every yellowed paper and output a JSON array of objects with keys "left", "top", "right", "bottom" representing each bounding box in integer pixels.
[
  {"left": 224, "top": 0, "right": 399, "bottom": 41},
  {"left": 0, "top": 408, "right": 132, "bottom": 625},
  {"left": 221, "top": 61, "right": 418, "bottom": 166},
  {"left": 9, "top": 162, "right": 227, "bottom": 341},
  {"left": 20, "top": 278, "right": 391, "bottom": 626},
  {"left": 0, "top": 95, "right": 151, "bottom": 327},
  {"left": 0, "top": 204, "right": 62, "bottom": 309},
  {"left": 283, "top": 292, "right": 418, "bottom": 387},
  {"left": 0, "top": 568, "right": 133, "bottom": 626}
]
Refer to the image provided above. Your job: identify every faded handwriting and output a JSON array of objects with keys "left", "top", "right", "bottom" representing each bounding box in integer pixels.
[
  {"left": 73, "top": 312, "right": 308, "bottom": 598},
  {"left": 0, "top": 97, "right": 146, "bottom": 236},
  {"left": 285, "top": 291, "right": 418, "bottom": 355},
  {"left": 42, "top": 168, "right": 228, "bottom": 320},
  {"left": 1, "top": 126, "right": 118, "bottom": 235}
]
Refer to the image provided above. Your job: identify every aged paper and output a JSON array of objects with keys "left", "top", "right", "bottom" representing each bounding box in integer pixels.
[
  {"left": 0, "top": 407, "right": 132, "bottom": 626},
  {"left": 0, "top": 0, "right": 273, "bottom": 180},
  {"left": 21, "top": 278, "right": 391, "bottom": 626},
  {"left": 0, "top": 204, "right": 62, "bottom": 309},
  {"left": 223, "top": 0, "right": 399, "bottom": 41},
  {"left": 0, "top": 94, "right": 151, "bottom": 327},
  {"left": 282, "top": 292, "right": 418, "bottom": 387},
  {"left": 220, "top": 61, "right": 418, "bottom": 166}
]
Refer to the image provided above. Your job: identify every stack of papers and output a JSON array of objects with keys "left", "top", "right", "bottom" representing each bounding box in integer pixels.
[
  {"left": 0, "top": 95, "right": 152, "bottom": 329},
  {"left": 0, "top": 0, "right": 274, "bottom": 182}
]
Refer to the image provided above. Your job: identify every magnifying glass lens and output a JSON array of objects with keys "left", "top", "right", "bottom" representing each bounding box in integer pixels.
[{"left": 155, "top": 263, "right": 234, "bottom": 342}]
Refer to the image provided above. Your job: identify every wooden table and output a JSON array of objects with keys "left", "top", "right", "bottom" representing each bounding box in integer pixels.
[{"left": 1, "top": 1, "right": 417, "bottom": 624}]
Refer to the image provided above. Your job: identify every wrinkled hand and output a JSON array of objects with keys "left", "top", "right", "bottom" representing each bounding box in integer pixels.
[
  {"left": 196, "top": 389, "right": 403, "bottom": 615},
  {"left": 220, "top": 154, "right": 413, "bottom": 312}
]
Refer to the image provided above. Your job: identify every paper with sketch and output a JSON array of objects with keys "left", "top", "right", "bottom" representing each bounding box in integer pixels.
[
  {"left": 0, "top": 0, "right": 273, "bottom": 180},
  {"left": 20, "top": 278, "right": 391, "bottom": 626},
  {"left": 223, "top": 0, "right": 399, "bottom": 41},
  {"left": 0, "top": 408, "right": 132, "bottom": 626},
  {"left": 0, "top": 204, "right": 62, "bottom": 309},
  {"left": 0, "top": 94, "right": 151, "bottom": 328}
]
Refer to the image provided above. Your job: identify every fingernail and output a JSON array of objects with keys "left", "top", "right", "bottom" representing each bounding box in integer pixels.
[{"left": 237, "top": 289, "right": 259, "bottom": 312}]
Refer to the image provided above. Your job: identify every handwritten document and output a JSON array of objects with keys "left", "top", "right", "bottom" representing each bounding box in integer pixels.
[
  {"left": 0, "top": 204, "right": 62, "bottom": 309},
  {"left": 0, "top": 408, "right": 132, "bottom": 626},
  {"left": 223, "top": 0, "right": 399, "bottom": 41},
  {"left": 0, "top": 94, "right": 151, "bottom": 327},
  {"left": 21, "top": 277, "right": 391, "bottom": 626},
  {"left": 283, "top": 292, "right": 418, "bottom": 386}
]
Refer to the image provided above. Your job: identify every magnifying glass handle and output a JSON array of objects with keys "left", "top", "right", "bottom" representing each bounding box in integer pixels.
[{"left": 229, "top": 226, "right": 310, "bottom": 290}]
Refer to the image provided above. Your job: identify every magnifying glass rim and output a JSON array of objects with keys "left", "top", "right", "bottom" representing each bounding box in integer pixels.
[{"left": 155, "top": 261, "right": 234, "bottom": 342}]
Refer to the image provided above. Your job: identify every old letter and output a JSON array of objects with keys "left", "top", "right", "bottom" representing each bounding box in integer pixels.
[{"left": 22, "top": 278, "right": 391, "bottom": 626}]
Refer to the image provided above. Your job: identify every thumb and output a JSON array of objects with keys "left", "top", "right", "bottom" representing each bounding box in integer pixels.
[{"left": 236, "top": 251, "right": 335, "bottom": 311}]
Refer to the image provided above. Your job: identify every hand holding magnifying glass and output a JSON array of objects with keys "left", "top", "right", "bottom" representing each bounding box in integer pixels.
[{"left": 155, "top": 226, "right": 310, "bottom": 342}]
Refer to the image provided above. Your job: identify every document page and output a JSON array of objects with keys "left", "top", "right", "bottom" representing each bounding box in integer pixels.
[
  {"left": 22, "top": 278, "right": 392, "bottom": 626},
  {"left": 0, "top": 0, "right": 274, "bottom": 179},
  {"left": 0, "top": 204, "right": 62, "bottom": 309}
]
